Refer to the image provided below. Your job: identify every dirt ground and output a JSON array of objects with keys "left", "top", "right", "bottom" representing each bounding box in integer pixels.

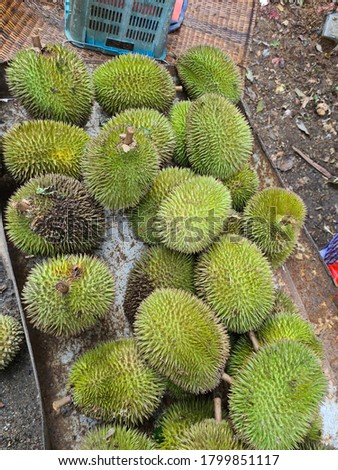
[{"left": 244, "top": 0, "right": 338, "bottom": 249}]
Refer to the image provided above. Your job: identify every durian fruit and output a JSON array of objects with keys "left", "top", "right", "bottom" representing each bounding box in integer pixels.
[
  {"left": 169, "top": 101, "right": 192, "bottom": 166},
  {"left": 176, "top": 46, "right": 242, "bottom": 103},
  {"left": 68, "top": 338, "right": 165, "bottom": 424},
  {"left": 244, "top": 188, "right": 306, "bottom": 268},
  {"left": 157, "top": 176, "right": 232, "bottom": 253},
  {"left": 196, "top": 235, "right": 275, "bottom": 333},
  {"left": 23, "top": 255, "right": 115, "bottom": 337},
  {"left": 186, "top": 94, "right": 253, "bottom": 180},
  {"left": 0, "top": 315, "right": 24, "bottom": 370},
  {"left": 82, "top": 125, "right": 159, "bottom": 210},
  {"left": 229, "top": 340, "right": 327, "bottom": 450},
  {"left": 130, "top": 167, "right": 196, "bottom": 244},
  {"left": 6, "top": 44, "right": 93, "bottom": 125},
  {"left": 134, "top": 288, "right": 230, "bottom": 394},
  {"left": 102, "top": 108, "right": 175, "bottom": 164},
  {"left": 6, "top": 174, "right": 104, "bottom": 256},
  {"left": 157, "top": 398, "right": 214, "bottom": 450},
  {"left": 3, "top": 120, "right": 89, "bottom": 182},
  {"left": 124, "top": 246, "right": 194, "bottom": 326},
  {"left": 223, "top": 164, "right": 259, "bottom": 212},
  {"left": 82, "top": 425, "right": 156, "bottom": 450},
  {"left": 178, "top": 419, "right": 245, "bottom": 450},
  {"left": 93, "top": 54, "right": 175, "bottom": 115},
  {"left": 272, "top": 290, "right": 300, "bottom": 316},
  {"left": 227, "top": 312, "right": 323, "bottom": 377}
]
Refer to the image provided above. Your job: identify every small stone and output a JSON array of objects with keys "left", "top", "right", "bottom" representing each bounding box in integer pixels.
[{"left": 316, "top": 103, "right": 329, "bottom": 116}]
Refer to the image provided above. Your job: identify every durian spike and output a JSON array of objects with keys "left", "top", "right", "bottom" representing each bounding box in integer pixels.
[
  {"left": 248, "top": 331, "right": 260, "bottom": 352},
  {"left": 53, "top": 395, "right": 71, "bottom": 411},
  {"left": 214, "top": 397, "right": 222, "bottom": 422},
  {"left": 222, "top": 373, "right": 234, "bottom": 385},
  {"left": 124, "top": 127, "right": 135, "bottom": 146}
]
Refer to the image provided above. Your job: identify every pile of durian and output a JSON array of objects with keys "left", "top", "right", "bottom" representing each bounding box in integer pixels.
[{"left": 1, "top": 43, "right": 329, "bottom": 450}]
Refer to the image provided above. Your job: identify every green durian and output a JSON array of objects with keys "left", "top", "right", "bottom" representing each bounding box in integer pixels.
[
  {"left": 223, "top": 164, "right": 259, "bottom": 211},
  {"left": 196, "top": 235, "right": 275, "bottom": 333},
  {"left": 93, "top": 54, "right": 175, "bottom": 115},
  {"left": 156, "top": 176, "right": 232, "bottom": 253},
  {"left": 102, "top": 108, "right": 175, "bottom": 164},
  {"left": 3, "top": 120, "right": 89, "bottom": 182},
  {"left": 82, "top": 425, "right": 156, "bottom": 450},
  {"left": 124, "top": 246, "right": 194, "bottom": 326},
  {"left": 272, "top": 290, "right": 300, "bottom": 316},
  {"left": 82, "top": 125, "right": 159, "bottom": 210},
  {"left": 6, "top": 44, "right": 93, "bottom": 125},
  {"left": 157, "top": 398, "right": 214, "bottom": 450},
  {"left": 186, "top": 94, "right": 253, "bottom": 180},
  {"left": 176, "top": 45, "right": 242, "bottom": 103},
  {"left": 0, "top": 315, "right": 24, "bottom": 370},
  {"left": 222, "top": 210, "right": 244, "bottom": 236},
  {"left": 169, "top": 100, "right": 192, "bottom": 166},
  {"left": 130, "top": 167, "right": 196, "bottom": 244},
  {"left": 68, "top": 338, "right": 165, "bottom": 424},
  {"left": 5, "top": 174, "right": 104, "bottom": 256},
  {"left": 244, "top": 188, "right": 306, "bottom": 268},
  {"left": 134, "top": 288, "right": 230, "bottom": 394},
  {"left": 23, "top": 255, "right": 115, "bottom": 337},
  {"left": 178, "top": 419, "right": 245, "bottom": 450},
  {"left": 229, "top": 340, "right": 327, "bottom": 450},
  {"left": 227, "top": 312, "right": 323, "bottom": 376}
]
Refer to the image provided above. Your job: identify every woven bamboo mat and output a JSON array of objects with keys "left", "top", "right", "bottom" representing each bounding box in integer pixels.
[{"left": 1, "top": 0, "right": 256, "bottom": 67}]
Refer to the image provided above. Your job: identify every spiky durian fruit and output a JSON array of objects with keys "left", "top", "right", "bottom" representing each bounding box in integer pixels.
[
  {"left": 186, "top": 94, "right": 253, "bottom": 180},
  {"left": 176, "top": 45, "right": 242, "bottom": 103},
  {"left": 134, "top": 288, "right": 230, "bottom": 393},
  {"left": 82, "top": 425, "right": 156, "bottom": 450},
  {"left": 124, "top": 246, "right": 194, "bottom": 326},
  {"left": 130, "top": 167, "right": 196, "bottom": 244},
  {"left": 0, "top": 315, "right": 24, "bottom": 370},
  {"left": 82, "top": 125, "right": 159, "bottom": 210},
  {"left": 157, "top": 398, "right": 214, "bottom": 450},
  {"left": 227, "top": 312, "right": 323, "bottom": 377},
  {"left": 157, "top": 176, "right": 232, "bottom": 253},
  {"left": 169, "top": 101, "right": 192, "bottom": 166},
  {"left": 6, "top": 174, "right": 104, "bottom": 256},
  {"left": 223, "top": 164, "right": 259, "bottom": 212},
  {"left": 3, "top": 120, "right": 89, "bottom": 182},
  {"left": 22, "top": 255, "right": 115, "bottom": 337},
  {"left": 93, "top": 54, "right": 175, "bottom": 115},
  {"left": 222, "top": 210, "right": 244, "bottom": 236},
  {"left": 244, "top": 188, "right": 306, "bottom": 268},
  {"left": 102, "top": 108, "right": 175, "bottom": 164},
  {"left": 229, "top": 340, "right": 327, "bottom": 450},
  {"left": 196, "top": 235, "right": 275, "bottom": 333},
  {"left": 272, "top": 290, "right": 300, "bottom": 316},
  {"left": 178, "top": 419, "right": 245, "bottom": 450},
  {"left": 6, "top": 44, "right": 93, "bottom": 125},
  {"left": 68, "top": 338, "right": 165, "bottom": 424}
]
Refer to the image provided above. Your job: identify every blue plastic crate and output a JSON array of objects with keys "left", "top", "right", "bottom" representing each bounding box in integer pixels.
[{"left": 65, "top": 0, "right": 176, "bottom": 60}]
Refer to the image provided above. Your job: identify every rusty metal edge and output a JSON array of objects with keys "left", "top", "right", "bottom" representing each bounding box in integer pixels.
[{"left": 0, "top": 211, "right": 49, "bottom": 449}]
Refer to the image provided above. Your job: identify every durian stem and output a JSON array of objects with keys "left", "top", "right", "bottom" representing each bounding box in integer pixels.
[
  {"left": 55, "top": 281, "right": 69, "bottom": 294},
  {"left": 124, "top": 127, "right": 135, "bottom": 145},
  {"left": 32, "top": 35, "right": 42, "bottom": 50},
  {"left": 175, "top": 85, "right": 183, "bottom": 92},
  {"left": 214, "top": 397, "right": 222, "bottom": 422},
  {"left": 248, "top": 331, "right": 260, "bottom": 352},
  {"left": 52, "top": 395, "right": 71, "bottom": 411},
  {"left": 14, "top": 199, "right": 31, "bottom": 212},
  {"left": 222, "top": 373, "right": 234, "bottom": 385}
]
